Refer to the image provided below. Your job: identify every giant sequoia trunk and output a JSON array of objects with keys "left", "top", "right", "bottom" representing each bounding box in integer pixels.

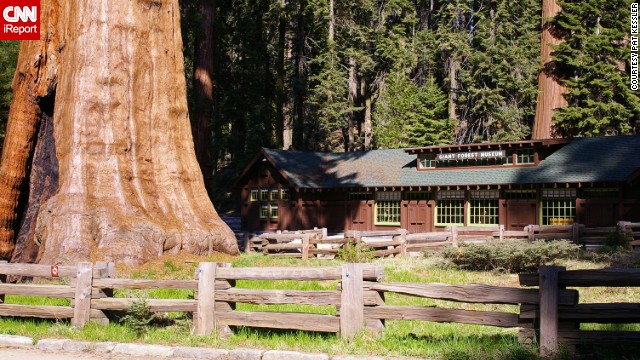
[
  {"left": 532, "top": 0, "right": 567, "bottom": 139},
  {"left": 2, "top": 0, "right": 238, "bottom": 265},
  {"left": 0, "top": 0, "right": 62, "bottom": 260}
]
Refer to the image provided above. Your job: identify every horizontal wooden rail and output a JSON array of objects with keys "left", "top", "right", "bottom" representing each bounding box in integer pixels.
[
  {"left": 213, "top": 266, "right": 384, "bottom": 281},
  {"left": 0, "top": 304, "right": 105, "bottom": 320},
  {"left": 0, "top": 284, "right": 106, "bottom": 299},
  {"left": 558, "top": 330, "right": 640, "bottom": 344},
  {"left": 520, "top": 303, "right": 640, "bottom": 323},
  {"left": 91, "top": 298, "right": 197, "bottom": 312},
  {"left": 520, "top": 269, "right": 640, "bottom": 287},
  {"left": 215, "top": 289, "right": 341, "bottom": 306},
  {"left": 363, "top": 282, "right": 578, "bottom": 305},
  {"left": 0, "top": 263, "right": 78, "bottom": 278},
  {"left": 365, "top": 306, "right": 527, "bottom": 328},
  {"left": 216, "top": 311, "right": 340, "bottom": 332}
]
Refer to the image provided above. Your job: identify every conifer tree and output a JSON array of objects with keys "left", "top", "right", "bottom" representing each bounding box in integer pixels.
[{"left": 551, "top": 0, "right": 640, "bottom": 136}]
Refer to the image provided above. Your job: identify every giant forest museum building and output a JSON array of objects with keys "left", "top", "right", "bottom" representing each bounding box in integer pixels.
[{"left": 236, "top": 136, "right": 640, "bottom": 233}]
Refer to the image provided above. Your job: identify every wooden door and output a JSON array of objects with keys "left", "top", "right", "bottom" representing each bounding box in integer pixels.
[
  {"left": 350, "top": 201, "right": 371, "bottom": 231},
  {"left": 405, "top": 200, "right": 433, "bottom": 233},
  {"left": 506, "top": 200, "right": 537, "bottom": 230},
  {"left": 583, "top": 200, "right": 618, "bottom": 227}
]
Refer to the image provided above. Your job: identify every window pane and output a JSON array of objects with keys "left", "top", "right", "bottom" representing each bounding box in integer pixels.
[
  {"left": 349, "top": 192, "right": 373, "bottom": 201},
  {"left": 404, "top": 191, "right": 434, "bottom": 201},
  {"left": 469, "top": 190, "right": 499, "bottom": 225},
  {"left": 270, "top": 205, "right": 279, "bottom": 218},
  {"left": 271, "top": 189, "right": 279, "bottom": 201},
  {"left": 281, "top": 188, "right": 289, "bottom": 201},
  {"left": 260, "top": 189, "right": 269, "bottom": 201},
  {"left": 260, "top": 205, "right": 268, "bottom": 219},
  {"left": 541, "top": 189, "right": 576, "bottom": 225},
  {"left": 376, "top": 201, "right": 400, "bottom": 224},
  {"left": 436, "top": 190, "right": 465, "bottom": 225},
  {"left": 250, "top": 189, "right": 259, "bottom": 201}
]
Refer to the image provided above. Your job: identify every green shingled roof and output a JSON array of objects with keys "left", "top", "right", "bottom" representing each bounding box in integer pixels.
[{"left": 262, "top": 136, "right": 640, "bottom": 189}]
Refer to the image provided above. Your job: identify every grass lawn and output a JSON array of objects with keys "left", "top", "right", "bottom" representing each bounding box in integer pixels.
[{"left": 1, "top": 251, "right": 640, "bottom": 360}]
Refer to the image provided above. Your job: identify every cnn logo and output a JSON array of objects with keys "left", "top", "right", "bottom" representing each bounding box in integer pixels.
[{"left": 0, "top": 0, "right": 40, "bottom": 40}]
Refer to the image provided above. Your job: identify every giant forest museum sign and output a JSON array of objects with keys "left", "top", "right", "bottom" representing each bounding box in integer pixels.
[{"left": 235, "top": 136, "right": 640, "bottom": 233}]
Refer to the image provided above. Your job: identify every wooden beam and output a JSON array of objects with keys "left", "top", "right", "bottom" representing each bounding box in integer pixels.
[
  {"left": 72, "top": 262, "right": 93, "bottom": 328},
  {"left": 365, "top": 306, "right": 526, "bottom": 328},
  {"left": 196, "top": 262, "right": 217, "bottom": 336},
  {"left": 217, "top": 311, "right": 339, "bottom": 333},
  {"left": 539, "top": 266, "right": 563, "bottom": 357},
  {"left": 340, "top": 264, "right": 365, "bottom": 339}
]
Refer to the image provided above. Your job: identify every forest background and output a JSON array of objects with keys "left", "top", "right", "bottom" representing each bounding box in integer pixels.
[{"left": 0, "top": 0, "right": 638, "bottom": 212}]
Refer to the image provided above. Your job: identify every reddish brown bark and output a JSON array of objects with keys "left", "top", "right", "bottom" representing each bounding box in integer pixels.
[
  {"left": 1, "top": 0, "right": 237, "bottom": 265},
  {"left": 192, "top": 0, "right": 215, "bottom": 188},
  {"left": 532, "top": 0, "right": 567, "bottom": 140},
  {"left": 0, "top": 0, "right": 62, "bottom": 260}
]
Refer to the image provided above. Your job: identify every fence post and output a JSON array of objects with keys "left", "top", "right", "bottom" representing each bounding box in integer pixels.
[
  {"left": 243, "top": 233, "right": 251, "bottom": 253},
  {"left": 302, "top": 234, "right": 310, "bottom": 260},
  {"left": 340, "top": 263, "right": 364, "bottom": 339},
  {"left": 0, "top": 260, "right": 6, "bottom": 304},
  {"left": 499, "top": 225, "right": 505, "bottom": 242},
  {"left": 322, "top": 227, "right": 328, "bottom": 239},
  {"left": 196, "top": 262, "right": 217, "bottom": 336},
  {"left": 571, "top": 223, "right": 581, "bottom": 244},
  {"left": 72, "top": 262, "right": 93, "bottom": 328},
  {"left": 527, "top": 225, "right": 535, "bottom": 242},
  {"left": 617, "top": 220, "right": 627, "bottom": 235},
  {"left": 539, "top": 265, "right": 564, "bottom": 358}
]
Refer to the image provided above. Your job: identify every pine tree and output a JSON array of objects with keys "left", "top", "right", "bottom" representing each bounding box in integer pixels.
[
  {"left": 373, "top": 68, "right": 450, "bottom": 148},
  {"left": 551, "top": 0, "right": 640, "bottom": 136}
]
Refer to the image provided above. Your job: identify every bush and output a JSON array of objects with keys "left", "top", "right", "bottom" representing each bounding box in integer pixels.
[
  {"left": 440, "top": 240, "right": 581, "bottom": 273},
  {"left": 602, "top": 224, "right": 631, "bottom": 251},
  {"left": 120, "top": 298, "right": 155, "bottom": 336},
  {"left": 337, "top": 241, "right": 375, "bottom": 263}
]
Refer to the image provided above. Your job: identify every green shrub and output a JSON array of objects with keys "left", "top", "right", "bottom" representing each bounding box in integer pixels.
[
  {"left": 440, "top": 240, "right": 581, "bottom": 273},
  {"left": 337, "top": 241, "right": 375, "bottom": 263},
  {"left": 602, "top": 224, "right": 631, "bottom": 251},
  {"left": 120, "top": 298, "right": 155, "bottom": 336}
]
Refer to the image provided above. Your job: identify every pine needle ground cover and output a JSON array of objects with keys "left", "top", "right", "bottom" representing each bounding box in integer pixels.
[{"left": 1, "top": 252, "right": 640, "bottom": 359}]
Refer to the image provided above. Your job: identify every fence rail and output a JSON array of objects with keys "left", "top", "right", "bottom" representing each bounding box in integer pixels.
[
  {"left": 1, "top": 261, "right": 640, "bottom": 356},
  {"left": 247, "top": 221, "right": 640, "bottom": 259}
]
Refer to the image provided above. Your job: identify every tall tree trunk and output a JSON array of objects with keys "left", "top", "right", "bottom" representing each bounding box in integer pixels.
[
  {"left": 532, "top": 0, "right": 567, "bottom": 139},
  {"left": 448, "top": 55, "right": 459, "bottom": 132},
  {"left": 348, "top": 57, "right": 357, "bottom": 152},
  {"left": 292, "top": 0, "right": 307, "bottom": 149},
  {"left": 0, "top": 0, "right": 62, "bottom": 260},
  {"left": 192, "top": 0, "right": 216, "bottom": 193},
  {"left": 276, "top": 0, "right": 287, "bottom": 149},
  {"left": 28, "top": 0, "right": 237, "bottom": 265},
  {"left": 363, "top": 96, "right": 372, "bottom": 150}
]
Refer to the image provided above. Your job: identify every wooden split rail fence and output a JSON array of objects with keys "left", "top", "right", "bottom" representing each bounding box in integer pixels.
[
  {"left": 247, "top": 222, "right": 640, "bottom": 259},
  {"left": 2, "top": 261, "right": 640, "bottom": 356}
]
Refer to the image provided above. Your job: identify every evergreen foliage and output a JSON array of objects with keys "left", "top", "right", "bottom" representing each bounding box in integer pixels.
[
  {"left": 0, "top": 41, "right": 19, "bottom": 156},
  {"left": 373, "top": 69, "right": 450, "bottom": 148},
  {"left": 551, "top": 0, "right": 640, "bottom": 136}
]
